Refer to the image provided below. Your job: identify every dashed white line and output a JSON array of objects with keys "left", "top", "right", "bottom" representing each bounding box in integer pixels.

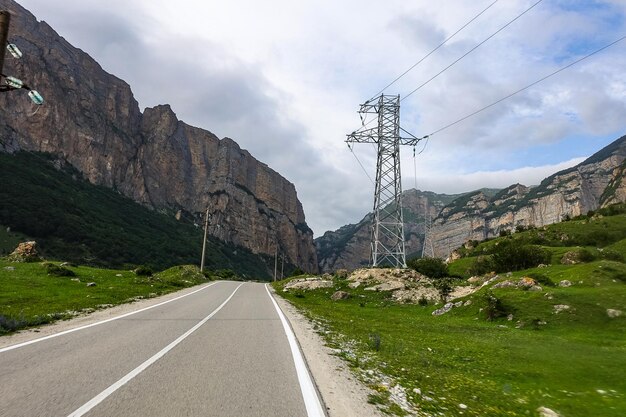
[
  {"left": 0, "top": 281, "right": 221, "bottom": 353},
  {"left": 66, "top": 282, "right": 245, "bottom": 417},
  {"left": 265, "top": 284, "right": 326, "bottom": 417}
]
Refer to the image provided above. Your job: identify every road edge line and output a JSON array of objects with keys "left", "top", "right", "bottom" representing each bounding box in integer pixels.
[
  {"left": 66, "top": 282, "right": 245, "bottom": 417},
  {"left": 0, "top": 281, "right": 220, "bottom": 354},
  {"left": 265, "top": 284, "right": 326, "bottom": 417}
]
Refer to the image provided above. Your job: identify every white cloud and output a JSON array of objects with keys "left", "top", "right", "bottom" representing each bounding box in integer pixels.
[{"left": 16, "top": 0, "right": 626, "bottom": 235}]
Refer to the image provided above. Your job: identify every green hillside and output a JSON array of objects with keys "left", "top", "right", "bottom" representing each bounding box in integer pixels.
[
  {"left": 0, "top": 151, "right": 272, "bottom": 278},
  {"left": 276, "top": 206, "right": 626, "bottom": 416}
]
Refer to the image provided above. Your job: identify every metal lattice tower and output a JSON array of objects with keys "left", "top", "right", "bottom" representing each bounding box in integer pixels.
[
  {"left": 421, "top": 211, "right": 435, "bottom": 258},
  {"left": 347, "top": 94, "right": 421, "bottom": 268}
]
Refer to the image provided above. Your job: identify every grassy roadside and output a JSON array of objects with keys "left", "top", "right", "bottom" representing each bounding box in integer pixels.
[
  {"left": 274, "top": 252, "right": 626, "bottom": 417},
  {"left": 0, "top": 260, "right": 212, "bottom": 335}
]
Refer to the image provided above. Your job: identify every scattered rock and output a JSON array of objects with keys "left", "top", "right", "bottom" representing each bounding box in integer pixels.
[
  {"left": 71, "top": 278, "right": 80, "bottom": 282},
  {"left": 283, "top": 278, "right": 333, "bottom": 291},
  {"left": 559, "top": 280, "right": 572, "bottom": 287},
  {"left": 467, "top": 276, "right": 483, "bottom": 284},
  {"left": 448, "top": 250, "right": 462, "bottom": 262},
  {"left": 115, "top": 274, "right": 122, "bottom": 277},
  {"left": 553, "top": 304, "right": 570, "bottom": 314},
  {"left": 348, "top": 281, "right": 361, "bottom": 289},
  {"left": 432, "top": 302, "right": 454, "bottom": 316},
  {"left": 464, "top": 300, "right": 472, "bottom": 306},
  {"left": 528, "top": 285, "right": 543, "bottom": 292},
  {"left": 537, "top": 406, "right": 561, "bottom": 417},
  {"left": 561, "top": 251, "right": 580, "bottom": 265},
  {"left": 364, "top": 280, "right": 405, "bottom": 292},
  {"left": 331, "top": 290, "right": 350, "bottom": 301},
  {"left": 507, "top": 314, "right": 514, "bottom": 321},
  {"left": 518, "top": 277, "right": 538, "bottom": 288},
  {"left": 454, "top": 301, "right": 463, "bottom": 308},
  {"left": 538, "top": 264, "right": 548, "bottom": 268},
  {"left": 334, "top": 269, "right": 349, "bottom": 279},
  {"left": 493, "top": 280, "right": 516, "bottom": 289},
  {"left": 86, "top": 282, "right": 97, "bottom": 287},
  {"left": 459, "top": 403, "right": 468, "bottom": 409},
  {"left": 3, "top": 266, "right": 15, "bottom": 271},
  {"left": 413, "top": 388, "right": 421, "bottom": 395},
  {"left": 391, "top": 287, "right": 439, "bottom": 304},
  {"left": 607, "top": 309, "right": 623, "bottom": 318},
  {"left": 7, "top": 241, "right": 40, "bottom": 262}
]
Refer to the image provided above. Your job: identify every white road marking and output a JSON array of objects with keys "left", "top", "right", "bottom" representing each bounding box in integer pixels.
[
  {"left": 66, "top": 282, "right": 245, "bottom": 417},
  {"left": 265, "top": 284, "right": 326, "bottom": 417},
  {"left": 0, "top": 281, "right": 221, "bottom": 353}
]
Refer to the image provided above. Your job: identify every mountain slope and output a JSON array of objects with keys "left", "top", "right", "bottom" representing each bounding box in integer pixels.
[
  {"left": 0, "top": 151, "right": 280, "bottom": 277},
  {"left": 0, "top": 0, "right": 317, "bottom": 272},
  {"left": 431, "top": 135, "right": 626, "bottom": 258}
]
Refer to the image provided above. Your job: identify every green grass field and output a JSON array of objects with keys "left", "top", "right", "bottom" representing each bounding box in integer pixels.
[
  {"left": 274, "top": 212, "right": 626, "bottom": 416},
  {"left": 0, "top": 260, "right": 211, "bottom": 335}
]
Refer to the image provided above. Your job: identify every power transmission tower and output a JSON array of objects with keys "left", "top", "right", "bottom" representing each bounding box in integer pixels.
[
  {"left": 346, "top": 94, "right": 423, "bottom": 268},
  {"left": 421, "top": 211, "right": 435, "bottom": 258}
]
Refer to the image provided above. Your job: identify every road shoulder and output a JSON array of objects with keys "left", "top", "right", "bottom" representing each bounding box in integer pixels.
[{"left": 271, "top": 288, "right": 385, "bottom": 417}]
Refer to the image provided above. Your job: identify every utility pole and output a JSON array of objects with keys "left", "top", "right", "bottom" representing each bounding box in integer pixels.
[
  {"left": 280, "top": 254, "right": 284, "bottom": 280},
  {"left": 200, "top": 207, "right": 209, "bottom": 272},
  {"left": 273, "top": 246, "right": 278, "bottom": 281},
  {"left": 346, "top": 94, "right": 423, "bottom": 268}
]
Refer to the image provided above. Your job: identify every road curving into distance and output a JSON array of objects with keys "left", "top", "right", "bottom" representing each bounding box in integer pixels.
[{"left": 0, "top": 281, "right": 325, "bottom": 417}]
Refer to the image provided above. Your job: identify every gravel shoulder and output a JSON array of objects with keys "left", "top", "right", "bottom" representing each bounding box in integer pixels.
[{"left": 272, "top": 288, "right": 385, "bottom": 417}]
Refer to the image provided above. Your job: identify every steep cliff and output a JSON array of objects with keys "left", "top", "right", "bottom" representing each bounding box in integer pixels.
[
  {"left": 0, "top": 0, "right": 317, "bottom": 272},
  {"left": 315, "top": 189, "right": 464, "bottom": 272},
  {"left": 431, "top": 135, "right": 626, "bottom": 258}
]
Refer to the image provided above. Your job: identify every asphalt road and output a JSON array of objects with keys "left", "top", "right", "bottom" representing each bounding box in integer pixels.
[{"left": 0, "top": 281, "right": 325, "bottom": 417}]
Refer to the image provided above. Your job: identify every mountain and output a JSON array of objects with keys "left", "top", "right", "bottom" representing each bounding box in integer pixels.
[
  {"left": 316, "top": 135, "right": 626, "bottom": 272},
  {"left": 0, "top": 0, "right": 317, "bottom": 272},
  {"left": 431, "top": 134, "right": 626, "bottom": 258},
  {"left": 315, "top": 189, "right": 469, "bottom": 272}
]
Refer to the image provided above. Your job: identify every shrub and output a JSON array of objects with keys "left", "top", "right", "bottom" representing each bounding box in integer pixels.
[
  {"left": 43, "top": 262, "right": 76, "bottom": 277},
  {"left": 418, "top": 296, "right": 429, "bottom": 306},
  {"left": 499, "top": 229, "right": 511, "bottom": 237},
  {"left": 407, "top": 257, "right": 448, "bottom": 278},
  {"left": 482, "top": 291, "right": 508, "bottom": 321},
  {"left": 433, "top": 277, "right": 453, "bottom": 302},
  {"left": 577, "top": 248, "right": 596, "bottom": 263},
  {"left": 134, "top": 265, "right": 153, "bottom": 276},
  {"left": 491, "top": 241, "right": 550, "bottom": 272},
  {"left": 469, "top": 255, "right": 496, "bottom": 276},
  {"left": 600, "top": 249, "right": 624, "bottom": 262},
  {"left": 290, "top": 267, "right": 304, "bottom": 277}
]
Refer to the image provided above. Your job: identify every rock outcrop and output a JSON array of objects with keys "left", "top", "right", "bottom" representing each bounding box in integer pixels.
[
  {"left": 0, "top": 0, "right": 317, "bottom": 272},
  {"left": 431, "top": 135, "right": 626, "bottom": 258}
]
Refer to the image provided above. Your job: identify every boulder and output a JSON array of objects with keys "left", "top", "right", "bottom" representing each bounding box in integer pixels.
[
  {"left": 561, "top": 251, "right": 580, "bottom": 265},
  {"left": 86, "top": 282, "right": 97, "bottom": 287},
  {"left": 364, "top": 280, "right": 405, "bottom": 292},
  {"left": 518, "top": 277, "right": 538, "bottom": 288},
  {"left": 283, "top": 278, "right": 333, "bottom": 291},
  {"left": 7, "top": 241, "right": 40, "bottom": 262},
  {"left": 558, "top": 280, "right": 572, "bottom": 287},
  {"left": 348, "top": 281, "right": 361, "bottom": 289},
  {"left": 493, "top": 280, "right": 516, "bottom": 289},
  {"left": 607, "top": 309, "right": 623, "bottom": 318},
  {"left": 553, "top": 304, "right": 570, "bottom": 314},
  {"left": 537, "top": 406, "right": 561, "bottom": 417},
  {"left": 432, "top": 302, "right": 454, "bottom": 316},
  {"left": 331, "top": 291, "right": 350, "bottom": 301}
]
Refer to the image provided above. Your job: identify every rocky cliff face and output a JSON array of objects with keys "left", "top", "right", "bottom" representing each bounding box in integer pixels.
[
  {"left": 0, "top": 0, "right": 317, "bottom": 272},
  {"left": 431, "top": 135, "right": 626, "bottom": 258},
  {"left": 315, "top": 189, "right": 464, "bottom": 272}
]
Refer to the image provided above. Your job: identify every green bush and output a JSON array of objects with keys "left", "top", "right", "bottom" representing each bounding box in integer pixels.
[
  {"left": 134, "top": 265, "right": 153, "bottom": 276},
  {"left": 407, "top": 257, "right": 448, "bottom": 278},
  {"left": 433, "top": 277, "right": 453, "bottom": 302},
  {"left": 482, "top": 291, "right": 508, "bottom": 321},
  {"left": 469, "top": 255, "right": 496, "bottom": 276},
  {"left": 600, "top": 249, "right": 625, "bottom": 262},
  {"left": 577, "top": 248, "right": 596, "bottom": 263},
  {"left": 43, "top": 262, "right": 76, "bottom": 277},
  {"left": 491, "top": 241, "right": 551, "bottom": 272}
]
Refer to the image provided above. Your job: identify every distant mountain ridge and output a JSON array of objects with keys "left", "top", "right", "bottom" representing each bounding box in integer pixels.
[
  {"left": 0, "top": 0, "right": 317, "bottom": 272},
  {"left": 316, "top": 135, "right": 626, "bottom": 271}
]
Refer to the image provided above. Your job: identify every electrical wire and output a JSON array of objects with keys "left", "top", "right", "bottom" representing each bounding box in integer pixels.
[
  {"left": 347, "top": 143, "right": 375, "bottom": 185},
  {"left": 426, "top": 34, "right": 626, "bottom": 137},
  {"left": 401, "top": 0, "right": 544, "bottom": 102},
  {"left": 370, "top": 0, "right": 499, "bottom": 100}
]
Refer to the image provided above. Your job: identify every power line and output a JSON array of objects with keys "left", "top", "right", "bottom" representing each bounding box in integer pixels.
[
  {"left": 347, "top": 143, "right": 375, "bottom": 185},
  {"left": 370, "top": 0, "right": 499, "bottom": 100},
  {"left": 401, "top": 0, "right": 544, "bottom": 102},
  {"left": 426, "top": 34, "right": 626, "bottom": 137}
]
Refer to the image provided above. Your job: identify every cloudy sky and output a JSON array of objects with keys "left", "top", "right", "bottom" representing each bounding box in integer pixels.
[{"left": 16, "top": 0, "right": 626, "bottom": 235}]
